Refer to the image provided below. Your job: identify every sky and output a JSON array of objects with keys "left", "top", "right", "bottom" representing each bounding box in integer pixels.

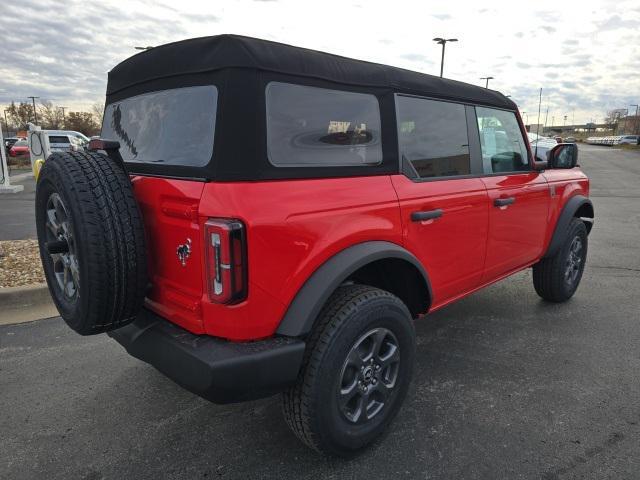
[{"left": 1, "top": 0, "right": 639, "bottom": 125}]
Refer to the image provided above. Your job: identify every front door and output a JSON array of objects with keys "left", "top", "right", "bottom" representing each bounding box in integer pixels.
[
  {"left": 474, "top": 106, "right": 550, "bottom": 282},
  {"left": 392, "top": 95, "right": 489, "bottom": 307}
]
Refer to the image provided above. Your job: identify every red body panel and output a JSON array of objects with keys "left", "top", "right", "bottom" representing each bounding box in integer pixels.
[
  {"left": 480, "top": 172, "right": 549, "bottom": 282},
  {"left": 131, "top": 165, "right": 589, "bottom": 341},
  {"left": 130, "top": 176, "right": 206, "bottom": 333},
  {"left": 391, "top": 175, "right": 489, "bottom": 307}
]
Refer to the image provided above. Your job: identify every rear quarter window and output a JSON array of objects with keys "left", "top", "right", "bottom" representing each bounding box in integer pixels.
[
  {"left": 101, "top": 85, "right": 218, "bottom": 167},
  {"left": 266, "top": 82, "right": 382, "bottom": 167},
  {"left": 48, "top": 136, "right": 70, "bottom": 144}
]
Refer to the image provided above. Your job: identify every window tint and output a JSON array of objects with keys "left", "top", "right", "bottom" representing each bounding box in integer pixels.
[
  {"left": 101, "top": 85, "right": 217, "bottom": 167},
  {"left": 396, "top": 96, "right": 470, "bottom": 179},
  {"left": 266, "top": 82, "right": 382, "bottom": 167},
  {"left": 476, "top": 107, "right": 530, "bottom": 173},
  {"left": 48, "top": 136, "right": 70, "bottom": 144}
]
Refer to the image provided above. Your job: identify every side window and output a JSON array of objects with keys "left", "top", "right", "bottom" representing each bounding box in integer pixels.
[
  {"left": 396, "top": 96, "right": 470, "bottom": 179},
  {"left": 266, "top": 82, "right": 382, "bottom": 167},
  {"left": 476, "top": 107, "right": 530, "bottom": 174}
]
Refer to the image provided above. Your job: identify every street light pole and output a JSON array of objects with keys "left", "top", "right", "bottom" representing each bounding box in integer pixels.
[
  {"left": 2, "top": 109, "right": 8, "bottom": 137},
  {"left": 480, "top": 76, "right": 494, "bottom": 88},
  {"left": 27, "top": 96, "right": 40, "bottom": 125},
  {"left": 432, "top": 38, "right": 458, "bottom": 78}
]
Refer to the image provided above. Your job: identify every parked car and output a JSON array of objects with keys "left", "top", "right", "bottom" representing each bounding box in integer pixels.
[
  {"left": 554, "top": 136, "right": 563, "bottom": 143},
  {"left": 35, "top": 35, "right": 594, "bottom": 456},
  {"left": 47, "top": 133, "right": 86, "bottom": 153},
  {"left": 45, "top": 129, "right": 90, "bottom": 144},
  {"left": 564, "top": 136, "right": 577, "bottom": 143},
  {"left": 4, "top": 137, "right": 24, "bottom": 150},
  {"left": 8, "top": 139, "right": 29, "bottom": 157},
  {"left": 527, "top": 132, "right": 559, "bottom": 161},
  {"left": 619, "top": 135, "right": 639, "bottom": 145}
]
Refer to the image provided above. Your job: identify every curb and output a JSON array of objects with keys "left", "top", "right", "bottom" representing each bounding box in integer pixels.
[{"left": 0, "top": 283, "right": 59, "bottom": 325}]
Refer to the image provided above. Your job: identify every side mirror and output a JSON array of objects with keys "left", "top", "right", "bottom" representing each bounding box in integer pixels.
[
  {"left": 533, "top": 160, "right": 548, "bottom": 171},
  {"left": 547, "top": 143, "right": 578, "bottom": 169}
]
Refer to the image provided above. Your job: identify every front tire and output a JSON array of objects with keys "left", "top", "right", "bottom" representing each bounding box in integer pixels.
[
  {"left": 533, "top": 218, "right": 588, "bottom": 302},
  {"left": 282, "top": 285, "right": 416, "bottom": 456}
]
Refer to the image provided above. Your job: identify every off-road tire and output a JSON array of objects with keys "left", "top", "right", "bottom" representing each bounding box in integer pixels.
[
  {"left": 533, "top": 218, "right": 588, "bottom": 302},
  {"left": 35, "top": 151, "right": 147, "bottom": 335},
  {"left": 282, "top": 284, "right": 415, "bottom": 457}
]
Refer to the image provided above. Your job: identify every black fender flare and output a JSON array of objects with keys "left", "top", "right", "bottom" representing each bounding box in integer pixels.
[
  {"left": 544, "top": 195, "right": 594, "bottom": 259},
  {"left": 276, "top": 241, "right": 432, "bottom": 337}
]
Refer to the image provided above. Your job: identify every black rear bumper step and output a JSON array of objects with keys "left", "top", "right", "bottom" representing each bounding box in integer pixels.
[{"left": 108, "top": 308, "right": 305, "bottom": 404}]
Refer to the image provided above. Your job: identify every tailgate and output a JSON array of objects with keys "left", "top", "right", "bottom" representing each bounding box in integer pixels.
[{"left": 131, "top": 176, "right": 206, "bottom": 333}]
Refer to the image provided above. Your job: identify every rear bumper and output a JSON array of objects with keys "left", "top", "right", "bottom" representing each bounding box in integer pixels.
[{"left": 108, "top": 308, "right": 305, "bottom": 404}]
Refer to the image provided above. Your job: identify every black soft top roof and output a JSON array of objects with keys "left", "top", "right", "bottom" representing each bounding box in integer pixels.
[{"left": 107, "top": 34, "right": 514, "bottom": 110}]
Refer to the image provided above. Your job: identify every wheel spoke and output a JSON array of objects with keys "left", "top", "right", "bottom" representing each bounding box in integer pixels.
[
  {"left": 371, "top": 328, "right": 388, "bottom": 360},
  {"left": 378, "top": 342, "right": 400, "bottom": 367},
  {"left": 46, "top": 209, "right": 59, "bottom": 236}
]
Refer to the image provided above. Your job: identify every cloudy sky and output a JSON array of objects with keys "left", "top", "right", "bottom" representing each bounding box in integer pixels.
[{"left": 1, "top": 0, "right": 639, "bottom": 124}]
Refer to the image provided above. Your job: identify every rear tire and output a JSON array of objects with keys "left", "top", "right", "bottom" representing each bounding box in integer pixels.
[
  {"left": 35, "top": 151, "right": 147, "bottom": 335},
  {"left": 282, "top": 285, "right": 415, "bottom": 457},
  {"left": 533, "top": 218, "right": 588, "bottom": 302}
]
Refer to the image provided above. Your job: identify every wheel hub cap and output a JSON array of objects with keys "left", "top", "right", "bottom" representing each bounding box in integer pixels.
[
  {"left": 565, "top": 236, "right": 583, "bottom": 286},
  {"left": 338, "top": 327, "right": 400, "bottom": 424}
]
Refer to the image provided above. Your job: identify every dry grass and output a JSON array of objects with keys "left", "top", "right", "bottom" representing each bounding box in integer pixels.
[{"left": 0, "top": 240, "right": 45, "bottom": 288}]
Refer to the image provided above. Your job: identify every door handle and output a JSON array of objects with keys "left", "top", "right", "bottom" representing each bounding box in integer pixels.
[
  {"left": 411, "top": 209, "right": 443, "bottom": 222},
  {"left": 494, "top": 197, "right": 515, "bottom": 207}
]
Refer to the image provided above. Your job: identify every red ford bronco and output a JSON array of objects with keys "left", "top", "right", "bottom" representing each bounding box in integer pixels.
[{"left": 35, "top": 35, "right": 593, "bottom": 456}]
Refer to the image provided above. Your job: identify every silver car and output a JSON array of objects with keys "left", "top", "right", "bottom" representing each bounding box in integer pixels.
[{"left": 527, "top": 132, "right": 558, "bottom": 161}]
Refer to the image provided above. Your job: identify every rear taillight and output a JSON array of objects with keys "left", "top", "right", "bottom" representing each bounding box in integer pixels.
[{"left": 204, "top": 219, "right": 247, "bottom": 304}]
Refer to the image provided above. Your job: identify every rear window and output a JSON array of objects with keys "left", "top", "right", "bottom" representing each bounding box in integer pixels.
[
  {"left": 101, "top": 85, "right": 218, "bottom": 167},
  {"left": 48, "top": 136, "right": 70, "bottom": 144},
  {"left": 266, "top": 82, "right": 382, "bottom": 167}
]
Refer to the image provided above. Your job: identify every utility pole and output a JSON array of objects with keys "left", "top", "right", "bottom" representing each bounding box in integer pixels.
[
  {"left": 27, "top": 96, "right": 40, "bottom": 125},
  {"left": 480, "top": 76, "right": 494, "bottom": 88},
  {"left": 432, "top": 38, "right": 458, "bottom": 78},
  {"left": 631, "top": 104, "right": 639, "bottom": 134},
  {"left": 59, "top": 106, "right": 67, "bottom": 128},
  {"left": 544, "top": 106, "right": 549, "bottom": 127}
]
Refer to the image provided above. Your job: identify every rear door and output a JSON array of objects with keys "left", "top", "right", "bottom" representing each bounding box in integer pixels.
[
  {"left": 392, "top": 95, "right": 489, "bottom": 307},
  {"left": 474, "top": 106, "right": 549, "bottom": 282}
]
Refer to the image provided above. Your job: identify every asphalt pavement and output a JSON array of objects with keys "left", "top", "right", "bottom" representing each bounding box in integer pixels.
[
  {"left": 1, "top": 145, "right": 639, "bottom": 479},
  {"left": 0, "top": 172, "right": 36, "bottom": 241}
]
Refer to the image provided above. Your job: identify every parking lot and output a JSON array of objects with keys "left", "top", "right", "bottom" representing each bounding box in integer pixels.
[{"left": 1, "top": 145, "right": 639, "bottom": 479}]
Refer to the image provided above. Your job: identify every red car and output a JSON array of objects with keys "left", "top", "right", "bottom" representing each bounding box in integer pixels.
[
  {"left": 35, "top": 35, "right": 594, "bottom": 456},
  {"left": 9, "top": 139, "right": 29, "bottom": 157}
]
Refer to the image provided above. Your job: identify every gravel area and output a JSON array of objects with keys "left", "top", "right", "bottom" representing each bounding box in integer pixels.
[{"left": 0, "top": 239, "right": 45, "bottom": 288}]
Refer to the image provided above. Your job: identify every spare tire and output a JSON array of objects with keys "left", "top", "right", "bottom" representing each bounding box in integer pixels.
[{"left": 35, "top": 151, "right": 147, "bottom": 335}]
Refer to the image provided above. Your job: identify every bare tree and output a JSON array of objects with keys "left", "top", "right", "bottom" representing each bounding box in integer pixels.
[
  {"left": 39, "top": 101, "right": 65, "bottom": 129},
  {"left": 5, "top": 102, "right": 33, "bottom": 128},
  {"left": 65, "top": 111, "right": 100, "bottom": 136},
  {"left": 91, "top": 102, "right": 105, "bottom": 126}
]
